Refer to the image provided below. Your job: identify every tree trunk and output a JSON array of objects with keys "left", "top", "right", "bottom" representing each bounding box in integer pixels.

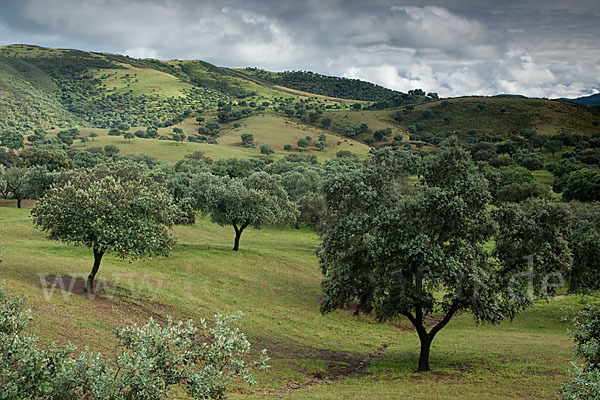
[
  {"left": 405, "top": 293, "right": 460, "bottom": 371},
  {"left": 85, "top": 248, "right": 104, "bottom": 293},
  {"left": 418, "top": 334, "right": 432, "bottom": 372},
  {"left": 16, "top": 198, "right": 21, "bottom": 208},
  {"left": 232, "top": 223, "right": 247, "bottom": 251}
]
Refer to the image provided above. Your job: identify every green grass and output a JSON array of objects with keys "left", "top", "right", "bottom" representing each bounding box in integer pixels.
[
  {"left": 93, "top": 66, "right": 193, "bottom": 97},
  {"left": 0, "top": 201, "right": 584, "bottom": 399},
  {"left": 70, "top": 113, "right": 370, "bottom": 162}
]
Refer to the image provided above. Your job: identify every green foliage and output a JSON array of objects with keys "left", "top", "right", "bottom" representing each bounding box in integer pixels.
[
  {"left": 0, "top": 285, "right": 267, "bottom": 399},
  {"left": 494, "top": 198, "right": 572, "bottom": 299},
  {"left": 31, "top": 162, "right": 178, "bottom": 290},
  {"left": 561, "top": 305, "right": 600, "bottom": 400},
  {"left": 568, "top": 203, "right": 600, "bottom": 293},
  {"left": 20, "top": 145, "right": 73, "bottom": 171},
  {"left": 243, "top": 69, "right": 403, "bottom": 101},
  {"left": 563, "top": 169, "right": 600, "bottom": 202},
  {"left": 210, "top": 158, "right": 254, "bottom": 179},
  {"left": 0, "top": 165, "right": 6, "bottom": 193},
  {"left": 495, "top": 181, "right": 551, "bottom": 203},
  {"left": 318, "top": 142, "right": 572, "bottom": 371},
  {"left": 0, "top": 131, "right": 24, "bottom": 150},
  {"left": 513, "top": 149, "right": 544, "bottom": 171}
]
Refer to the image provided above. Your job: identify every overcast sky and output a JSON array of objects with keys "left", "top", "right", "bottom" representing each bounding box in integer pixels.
[{"left": 1, "top": 0, "right": 598, "bottom": 98}]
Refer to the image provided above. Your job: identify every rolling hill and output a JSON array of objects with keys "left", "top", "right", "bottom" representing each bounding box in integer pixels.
[{"left": 0, "top": 44, "right": 599, "bottom": 155}]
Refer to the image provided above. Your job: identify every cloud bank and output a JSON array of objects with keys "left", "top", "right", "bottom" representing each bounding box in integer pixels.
[{"left": 0, "top": 0, "right": 598, "bottom": 98}]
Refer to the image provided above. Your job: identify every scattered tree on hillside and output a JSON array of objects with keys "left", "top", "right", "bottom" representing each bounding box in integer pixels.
[
  {"left": 190, "top": 172, "right": 297, "bottom": 251},
  {"left": 104, "top": 144, "right": 120, "bottom": 157},
  {"left": 318, "top": 142, "right": 572, "bottom": 371},
  {"left": 89, "top": 132, "right": 98, "bottom": 141},
  {"left": 260, "top": 144, "right": 274, "bottom": 156},
  {"left": 31, "top": 162, "right": 178, "bottom": 292},
  {"left": 4, "top": 167, "right": 29, "bottom": 208},
  {"left": 544, "top": 139, "right": 563, "bottom": 158},
  {"left": 297, "top": 138, "right": 309, "bottom": 149},
  {"left": 563, "top": 169, "right": 600, "bottom": 202},
  {"left": 321, "top": 117, "right": 332, "bottom": 129},
  {"left": 241, "top": 133, "right": 254, "bottom": 146},
  {"left": 173, "top": 131, "right": 186, "bottom": 145},
  {"left": 123, "top": 132, "right": 134, "bottom": 143}
]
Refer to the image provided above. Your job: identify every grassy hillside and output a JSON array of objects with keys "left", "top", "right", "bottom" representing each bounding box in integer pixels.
[
  {"left": 2, "top": 44, "right": 597, "bottom": 152},
  {"left": 399, "top": 97, "right": 600, "bottom": 137},
  {"left": 68, "top": 113, "right": 370, "bottom": 162},
  {"left": 0, "top": 55, "right": 81, "bottom": 131},
  {"left": 0, "top": 201, "right": 582, "bottom": 399}
]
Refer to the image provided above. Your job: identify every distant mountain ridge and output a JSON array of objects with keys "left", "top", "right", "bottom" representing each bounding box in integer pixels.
[{"left": 561, "top": 93, "right": 600, "bottom": 107}]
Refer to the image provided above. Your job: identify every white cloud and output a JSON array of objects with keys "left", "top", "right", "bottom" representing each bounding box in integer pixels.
[
  {"left": 124, "top": 47, "right": 159, "bottom": 59},
  {"left": 0, "top": 0, "right": 598, "bottom": 98}
]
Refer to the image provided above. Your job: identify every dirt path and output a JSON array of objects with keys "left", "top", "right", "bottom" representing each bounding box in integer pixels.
[{"left": 262, "top": 343, "right": 389, "bottom": 397}]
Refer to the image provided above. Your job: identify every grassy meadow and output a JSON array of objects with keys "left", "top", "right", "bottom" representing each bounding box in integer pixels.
[{"left": 0, "top": 200, "right": 587, "bottom": 399}]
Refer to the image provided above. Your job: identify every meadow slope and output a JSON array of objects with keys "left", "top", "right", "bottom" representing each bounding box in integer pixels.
[{"left": 0, "top": 201, "right": 585, "bottom": 399}]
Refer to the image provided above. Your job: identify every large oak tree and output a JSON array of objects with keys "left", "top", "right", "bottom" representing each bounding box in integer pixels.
[
  {"left": 32, "top": 161, "right": 178, "bottom": 292},
  {"left": 318, "top": 142, "right": 572, "bottom": 371}
]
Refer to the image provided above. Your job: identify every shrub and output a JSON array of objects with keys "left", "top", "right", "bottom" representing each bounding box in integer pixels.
[
  {"left": 0, "top": 286, "right": 268, "bottom": 400},
  {"left": 561, "top": 305, "right": 600, "bottom": 400}
]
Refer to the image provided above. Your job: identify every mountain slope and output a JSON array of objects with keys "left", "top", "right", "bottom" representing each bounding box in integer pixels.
[{"left": 563, "top": 93, "right": 600, "bottom": 107}]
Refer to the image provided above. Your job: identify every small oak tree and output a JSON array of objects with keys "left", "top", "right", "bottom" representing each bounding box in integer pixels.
[
  {"left": 191, "top": 172, "right": 297, "bottom": 251},
  {"left": 31, "top": 161, "right": 178, "bottom": 292}
]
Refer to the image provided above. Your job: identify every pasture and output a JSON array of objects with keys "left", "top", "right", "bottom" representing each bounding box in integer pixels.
[{"left": 0, "top": 201, "right": 584, "bottom": 399}]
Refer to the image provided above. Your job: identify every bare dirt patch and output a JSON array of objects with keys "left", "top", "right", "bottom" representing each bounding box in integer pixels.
[
  {"left": 260, "top": 341, "right": 389, "bottom": 396},
  {"left": 40, "top": 275, "right": 170, "bottom": 325}
]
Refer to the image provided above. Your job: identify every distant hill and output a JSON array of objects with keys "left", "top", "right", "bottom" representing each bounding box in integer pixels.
[
  {"left": 493, "top": 94, "right": 528, "bottom": 98},
  {"left": 239, "top": 68, "right": 414, "bottom": 102},
  {"left": 395, "top": 96, "right": 600, "bottom": 137},
  {"left": 0, "top": 44, "right": 598, "bottom": 145},
  {"left": 561, "top": 93, "right": 600, "bottom": 107}
]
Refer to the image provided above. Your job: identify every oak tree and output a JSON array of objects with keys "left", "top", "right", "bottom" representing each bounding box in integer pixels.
[{"left": 31, "top": 162, "right": 178, "bottom": 292}]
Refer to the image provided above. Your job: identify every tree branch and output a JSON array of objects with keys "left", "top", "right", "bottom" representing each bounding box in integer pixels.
[{"left": 429, "top": 301, "right": 461, "bottom": 339}]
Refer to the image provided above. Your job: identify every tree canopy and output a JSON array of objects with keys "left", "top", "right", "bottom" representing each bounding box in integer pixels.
[
  {"left": 318, "top": 142, "right": 572, "bottom": 371},
  {"left": 190, "top": 171, "right": 297, "bottom": 251},
  {"left": 31, "top": 161, "right": 178, "bottom": 292}
]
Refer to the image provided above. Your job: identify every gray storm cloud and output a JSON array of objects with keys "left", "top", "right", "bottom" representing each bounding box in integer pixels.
[{"left": 0, "top": 0, "right": 598, "bottom": 98}]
